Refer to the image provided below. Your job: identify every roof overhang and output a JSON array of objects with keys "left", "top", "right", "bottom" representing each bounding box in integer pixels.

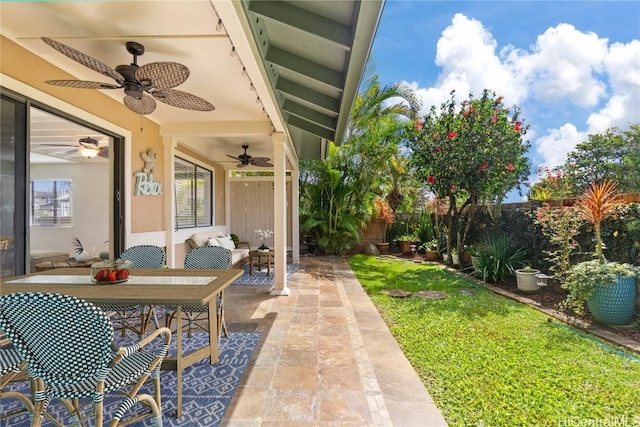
[{"left": 238, "top": 0, "right": 384, "bottom": 160}]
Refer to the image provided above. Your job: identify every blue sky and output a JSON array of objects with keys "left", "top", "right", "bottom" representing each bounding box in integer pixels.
[{"left": 371, "top": 1, "right": 640, "bottom": 201}]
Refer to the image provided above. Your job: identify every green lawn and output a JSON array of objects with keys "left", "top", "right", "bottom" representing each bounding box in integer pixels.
[{"left": 348, "top": 255, "right": 640, "bottom": 426}]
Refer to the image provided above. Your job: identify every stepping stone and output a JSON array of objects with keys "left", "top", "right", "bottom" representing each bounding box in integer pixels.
[
  {"left": 460, "top": 289, "right": 478, "bottom": 296},
  {"left": 413, "top": 290, "right": 448, "bottom": 300},
  {"left": 380, "top": 289, "right": 412, "bottom": 298}
]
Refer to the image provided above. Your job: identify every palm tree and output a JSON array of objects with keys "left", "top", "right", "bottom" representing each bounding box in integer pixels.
[{"left": 300, "top": 70, "right": 422, "bottom": 254}]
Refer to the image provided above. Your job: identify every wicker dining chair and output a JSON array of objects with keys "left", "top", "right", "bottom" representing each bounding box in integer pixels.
[
  {"left": 165, "top": 245, "right": 230, "bottom": 339},
  {"left": 0, "top": 336, "right": 34, "bottom": 422},
  {"left": 0, "top": 292, "right": 171, "bottom": 427},
  {"left": 99, "top": 245, "right": 166, "bottom": 336}
]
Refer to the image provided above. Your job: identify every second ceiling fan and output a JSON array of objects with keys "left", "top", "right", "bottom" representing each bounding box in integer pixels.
[{"left": 226, "top": 145, "right": 273, "bottom": 168}]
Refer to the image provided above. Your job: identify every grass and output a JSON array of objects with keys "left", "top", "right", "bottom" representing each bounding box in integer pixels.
[{"left": 348, "top": 255, "right": 640, "bottom": 426}]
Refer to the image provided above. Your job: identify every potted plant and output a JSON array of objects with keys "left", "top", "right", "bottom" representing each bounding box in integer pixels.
[
  {"left": 254, "top": 229, "right": 273, "bottom": 251},
  {"left": 71, "top": 237, "right": 90, "bottom": 262},
  {"left": 515, "top": 266, "right": 541, "bottom": 293},
  {"left": 422, "top": 239, "right": 440, "bottom": 261},
  {"left": 398, "top": 234, "right": 418, "bottom": 255},
  {"left": 373, "top": 198, "right": 394, "bottom": 255},
  {"left": 562, "top": 180, "right": 638, "bottom": 325},
  {"left": 466, "top": 245, "right": 481, "bottom": 272}
]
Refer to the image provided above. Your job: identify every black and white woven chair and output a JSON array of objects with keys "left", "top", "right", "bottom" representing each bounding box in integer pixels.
[
  {"left": 100, "top": 245, "right": 166, "bottom": 337},
  {"left": 0, "top": 292, "right": 171, "bottom": 427},
  {"left": 0, "top": 335, "right": 34, "bottom": 422},
  {"left": 166, "top": 245, "right": 231, "bottom": 339}
]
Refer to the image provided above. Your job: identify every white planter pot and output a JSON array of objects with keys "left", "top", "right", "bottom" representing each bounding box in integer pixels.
[
  {"left": 443, "top": 253, "right": 460, "bottom": 265},
  {"left": 515, "top": 269, "right": 540, "bottom": 292},
  {"left": 75, "top": 250, "right": 90, "bottom": 262}
]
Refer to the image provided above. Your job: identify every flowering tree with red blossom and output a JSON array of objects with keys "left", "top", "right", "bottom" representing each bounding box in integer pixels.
[{"left": 408, "top": 89, "right": 530, "bottom": 261}]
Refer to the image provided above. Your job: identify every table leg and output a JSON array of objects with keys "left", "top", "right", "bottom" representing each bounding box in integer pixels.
[
  {"left": 249, "top": 256, "right": 254, "bottom": 275},
  {"left": 208, "top": 298, "right": 219, "bottom": 364},
  {"left": 267, "top": 255, "right": 271, "bottom": 276},
  {"left": 176, "top": 305, "right": 183, "bottom": 418}
]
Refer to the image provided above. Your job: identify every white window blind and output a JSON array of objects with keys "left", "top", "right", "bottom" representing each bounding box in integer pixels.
[
  {"left": 30, "top": 179, "right": 73, "bottom": 226},
  {"left": 174, "top": 157, "right": 212, "bottom": 229}
]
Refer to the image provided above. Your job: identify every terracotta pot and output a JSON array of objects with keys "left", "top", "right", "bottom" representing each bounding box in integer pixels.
[
  {"left": 425, "top": 250, "right": 439, "bottom": 261},
  {"left": 376, "top": 242, "right": 390, "bottom": 255},
  {"left": 399, "top": 241, "right": 412, "bottom": 255}
]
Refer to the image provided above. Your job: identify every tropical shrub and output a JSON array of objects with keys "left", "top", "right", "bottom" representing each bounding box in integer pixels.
[
  {"left": 408, "top": 89, "right": 531, "bottom": 262},
  {"left": 534, "top": 204, "right": 583, "bottom": 283},
  {"left": 474, "top": 234, "right": 528, "bottom": 283}
]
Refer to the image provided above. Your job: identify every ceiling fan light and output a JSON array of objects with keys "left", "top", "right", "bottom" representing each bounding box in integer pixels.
[{"left": 79, "top": 146, "right": 99, "bottom": 158}]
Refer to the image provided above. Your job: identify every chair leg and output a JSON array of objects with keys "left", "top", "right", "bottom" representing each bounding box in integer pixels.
[{"left": 217, "top": 293, "right": 229, "bottom": 339}]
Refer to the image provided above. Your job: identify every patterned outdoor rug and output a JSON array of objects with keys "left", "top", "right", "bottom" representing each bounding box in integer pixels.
[
  {"left": 2, "top": 331, "right": 261, "bottom": 426},
  {"left": 232, "top": 263, "right": 294, "bottom": 286}
]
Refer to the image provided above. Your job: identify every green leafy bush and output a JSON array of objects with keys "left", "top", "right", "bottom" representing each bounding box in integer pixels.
[{"left": 475, "top": 234, "right": 528, "bottom": 283}]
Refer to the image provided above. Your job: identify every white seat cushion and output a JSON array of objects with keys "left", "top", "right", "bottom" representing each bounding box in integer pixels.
[{"left": 231, "top": 248, "right": 249, "bottom": 265}]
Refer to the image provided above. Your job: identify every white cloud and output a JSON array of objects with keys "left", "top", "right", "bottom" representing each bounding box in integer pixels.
[
  {"left": 522, "top": 24, "right": 609, "bottom": 107},
  {"left": 586, "top": 40, "right": 640, "bottom": 132},
  {"left": 417, "top": 13, "right": 525, "bottom": 114},
  {"left": 535, "top": 123, "right": 585, "bottom": 168}
]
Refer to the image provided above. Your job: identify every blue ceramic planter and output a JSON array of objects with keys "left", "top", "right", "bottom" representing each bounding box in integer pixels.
[{"left": 587, "top": 274, "right": 637, "bottom": 325}]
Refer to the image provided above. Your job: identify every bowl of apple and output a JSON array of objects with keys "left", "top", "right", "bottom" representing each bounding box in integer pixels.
[{"left": 91, "top": 260, "right": 132, "bottom": 284}]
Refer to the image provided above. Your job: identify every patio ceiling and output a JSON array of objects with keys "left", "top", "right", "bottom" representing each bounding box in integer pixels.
[
  {"left": 241, "top": 0, "right": 384, "bottom": 160},
  {"left": 0, "top": 0, "right": 384, "bottom": 166}
]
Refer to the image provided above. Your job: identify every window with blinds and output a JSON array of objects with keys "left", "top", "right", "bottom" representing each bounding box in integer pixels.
[
  {"left": 174, "top": 157, "right": 212, "bottom": 229},
  {"left": 30, "top": 179, "right": 73, "bottom": 227}
]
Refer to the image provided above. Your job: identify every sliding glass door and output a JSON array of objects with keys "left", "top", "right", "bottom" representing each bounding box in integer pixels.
[
  {"left": 1, "top": 89, "right": 125, "bottom": 277},
  {"left": 0, "top": 93, "right": 27, "bottom": 277}
]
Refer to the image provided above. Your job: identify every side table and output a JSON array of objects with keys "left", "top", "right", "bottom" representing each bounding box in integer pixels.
[{"left": 249, "top": 250, "right": 275, "bottom": 276}]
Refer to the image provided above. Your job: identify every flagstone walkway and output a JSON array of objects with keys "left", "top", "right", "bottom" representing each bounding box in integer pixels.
[{"left": 222, "top": 256, "right": 448, "bottom": 426}]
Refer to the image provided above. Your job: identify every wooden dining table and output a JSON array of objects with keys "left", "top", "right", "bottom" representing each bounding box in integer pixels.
[{"left": 1, "top": 267, "right": 243, "bottom": 418}]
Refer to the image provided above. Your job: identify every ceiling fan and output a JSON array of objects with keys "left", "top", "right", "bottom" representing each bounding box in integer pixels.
[
  {"left": 33, "top": 137, "right": 108, "bottom": 159},
  {"left": 226, "top": 145, "right": 273, "bottom": 168},
  {"left": 76, "top": 137, "right": 108, "bottom": 158},
  {"left": 41, "top": 37, "right": 215, "bottom": 115}
]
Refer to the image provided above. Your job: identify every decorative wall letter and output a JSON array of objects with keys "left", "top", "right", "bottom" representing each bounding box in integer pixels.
[{"left": 135, "top": 149, "right": 162, "bottom": 195}]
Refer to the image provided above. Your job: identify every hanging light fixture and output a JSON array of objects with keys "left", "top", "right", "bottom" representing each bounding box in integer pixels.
[{"left": 79, "top": 146, "right": 99, "bottom": 158}]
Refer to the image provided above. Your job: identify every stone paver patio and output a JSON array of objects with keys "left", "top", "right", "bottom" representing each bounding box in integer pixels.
[{"left": 223, "top": 256, "right": 448, "bottom": 426}]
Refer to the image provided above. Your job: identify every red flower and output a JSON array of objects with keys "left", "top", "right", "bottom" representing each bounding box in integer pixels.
[
  {"left": 463, "top": 112, "right": 470, "bottom": 118},
  {"left": 495, "top": 96, "right": 504, "bottom": 103},
  {"left": 514, "top": 121, "right": 522, "bottom": 131},
  {"left": 491, "top": 115, "right": 497, "bottom": 123},
  {"left": 427, "top": 175, "right": 435, "bottom": 184},
  {"left": 447, "top": 131, "right": 457, "bottom": 139},
  {"left": 414, "top": 121, "right": 424, "bottom": 130},
  {"left": 507, "top": 164, "right": 515, "bottom": 171},
  {"left": 480, "top": 162, "right": 488, "bottom": 171},
  {"left": 432, "top": 133, "right": 438, "bottom": 139},
  {"left": 434, "top": 146, "right": 442, "bottom": 153},
  {"left": 451, "top": 185, "right": 457, "bottom": 191}
]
